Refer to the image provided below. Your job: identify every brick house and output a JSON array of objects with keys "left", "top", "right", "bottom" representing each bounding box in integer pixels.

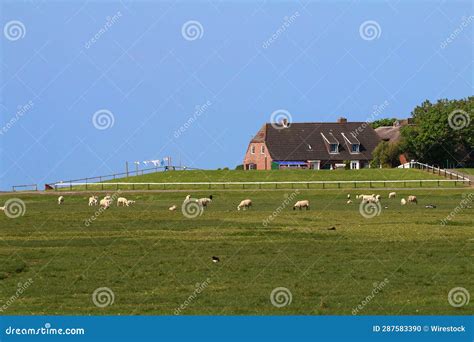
[{"left": 243, "top": 118, "right": 381, "bottom": 170}]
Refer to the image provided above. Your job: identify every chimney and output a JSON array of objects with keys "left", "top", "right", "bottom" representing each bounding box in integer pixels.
[{"left": 337, "top": 117, "right": 347, "bottom": 123}]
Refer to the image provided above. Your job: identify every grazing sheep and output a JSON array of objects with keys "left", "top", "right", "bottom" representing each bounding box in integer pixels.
[
  {"left": 125, "top": 200, "right": 135, "bottom": 207},
  {"left": 347, "top": 194, "right": 351, "bottom": 199},
  {"left": 360, "top": 195, "right": 376, "bottom": 203},
  {"left": 100, "top": 198, "right": 112, "bottom": 208},
  {"left": 169, "top": 205, "right": 177, "bottom": 211},
  {"left": 375, "top": 194, "right": 381, "bottom": 201},
  {"left": 58, "top": 196, "right": 64, "bottom": 205},
  {"left": 198, "top": 195, "right": 213, "bottom": 207},
  {"left": 117, "top": 197, "right": 128, "bottom": 207},
  {"left": 408, "top": 195, "right": 418, "bottom": 204},
  {"left": 401, "top": 198, "right": 407, "bottom": 205},
  {"left": 0, "top": 206, "right": 4, "bottom": 211},
  {"left": 347, "top": 200, "right": 352, "bottom": 204},
  {"left": 388, "top": 192, "right": 396, "bottom": 199},
  {"left": 88, "top": 196, "right": 98, "bottom": 206},
  {"left": 237, "top": 199, "right": 252, "bottom": 211},
  {"left": 293, "top": 200, "right": 310, "bottom": 210}
]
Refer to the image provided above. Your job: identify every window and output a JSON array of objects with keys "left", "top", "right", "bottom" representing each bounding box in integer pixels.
[
  {"left": 330, "top": 144, "right": 339, "bottom": 153},
  {"left": 261, "top": 146, "right": 265, "bottom": 154},
  {"left": 251, "top": 145, "right": 255, "bottom": 154},
  {"left": 352, "top": 144, "right": 360, "bottom": 153},
  {"left": 351, "top": 161, "right": 359, "bottom": 170}
]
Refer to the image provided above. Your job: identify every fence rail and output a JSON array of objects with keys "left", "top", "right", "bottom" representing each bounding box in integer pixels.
[
  {"left": 398, "top": 161, "right": 470, "bottom": 182},
  {"left": 49, "top": 179, "right": 470, "bottom": 191},
  {"left": 45, "top": 165, "right": 201, "bottom": 190},
  {"left": 12, "top": 184, "right": 38, "bottom": 192}
]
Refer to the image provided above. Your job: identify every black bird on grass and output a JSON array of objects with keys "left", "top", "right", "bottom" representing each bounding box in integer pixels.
[
  {"left": 327, "top": 227, "right": 336, "bottom": 231},
  {"left": 212, "top": 256, "right": 220, "bottom": 263}
]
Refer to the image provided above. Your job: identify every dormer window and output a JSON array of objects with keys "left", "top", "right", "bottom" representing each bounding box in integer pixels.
[
  {"left": 330, "top": 144, "right": 339, "bottom": 153},
  {"left": 352, "top": 144, "right": 360, "bottom": 153}
]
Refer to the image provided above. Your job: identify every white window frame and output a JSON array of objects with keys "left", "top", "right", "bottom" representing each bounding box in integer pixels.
[
  {"left": 260, "top": 146, "right": 265, "bottom": 154},
  {"left": 351, "top": 161, "right": 360, "bottom": 170},
  {"left": 250, "top": 145, "right": 255, "bottom": 154},
  {"left": 329, "top": 143, "right": 339, "bottom": 154}
]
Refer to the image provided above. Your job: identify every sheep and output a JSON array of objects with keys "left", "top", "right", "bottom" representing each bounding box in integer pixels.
[
  {"left": 169, "top": 205, "right": 177, "bottom": 211},
  {"left": 117, "top": 197, "right": 128, "bottom": 207},
  {"left": 347, "top": 194, "right": 351, "bottom": 199},
  {"left": 347, "top": 200, "right": 352, "bottom": 204},
  {"left": 198, "top": 195, "right": 213, "bottom": 207},
  {"left": 58, "top": 196, "right": 64, "bottom": 205},
  {"left": 0, "top": 206, "right": 4, "bottom": 211},
  {"left": 88, "top": 196, "right": 98, "bottom": 206},
  {"left": 237, "top": 199, "right": 252, "bottom": 211},
  {"left": 408, "top": 195, "right": 418, "bottom": 204},
  {"left": 99, "top": 198, "right": 112, "bottom": 208},
  {"left": 401, "top": 198, "right": 407, "bottom": 205},
  {"left": 388, "top": 192, "right": 396, "bottom": 199},
  {"left": 293, "top": 200, "right": 310, "bottom": 210},
  {"left": 375, "top": 194, "right": 381, "bottom": 201},
  {"left": 360, "top": 195, "right": 375, "bottom": 203},
  {"left": 125, "top": 200, "right": 135, "bottom": 207}
]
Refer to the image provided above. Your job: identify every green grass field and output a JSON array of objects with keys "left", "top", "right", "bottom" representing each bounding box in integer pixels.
[{"left": 0, "top": 187, "right": 472, "bottom": 315}]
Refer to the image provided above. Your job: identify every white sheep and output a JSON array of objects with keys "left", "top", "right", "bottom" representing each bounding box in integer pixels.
[
  {"left": 347, "top": 200, "right": 352, "bottom": 204},
  {"left": 198, "top": 195, "right": 213, "bottom": 207},
  {"left": 347, "top": 194, "right": 351, "bottom": 199},
  {"left": 88, "top": 196, "right": 98, "bottom": 206},
  {"left": 0, "top": 206, "right": 4, "bottom": 211},
  {"left": 169, "top": 205, "right": 177, "bottom": 211},
  {"left": 58, "top": 196, "right": 64, "bottom": 205},
  {"left": 360, "top": 195, "right": 375, "bottom": 203},
  {"left": 237, "top": 199, "right": 252, "bottom": 211},
  {"left": 401, "top": 198, "right": 407, "bottom": 205},
  {"left": 100, "top": 198, "right": 112, "bottom": 208},
  {"left": 125, "top": 200, "right": 135, "bottom": 207},
  {"left": 389, "top": 192, "right": 396, "bottom": 199},
  {"left": 375, "top": 194, "right": 381, "bottom": 201},
  {"left": 293, "top": 200, "right": 310, "bottom": 210},
  {"left": 408, "top": 195, "right": 418, "bottom": 204},
  {"left": 117, "top": 197, "right": 128, "bottom": 207}
]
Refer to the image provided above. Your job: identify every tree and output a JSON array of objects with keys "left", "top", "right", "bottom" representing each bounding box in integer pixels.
[
  {"left": 371, "top": 141, "right": 401, "bottom": 168},
  {"left": 370, "top": 118, "right": 397, "bottom": 129},
  {"left": 400, "top": 97, "right": 473, "bottom": 167}
]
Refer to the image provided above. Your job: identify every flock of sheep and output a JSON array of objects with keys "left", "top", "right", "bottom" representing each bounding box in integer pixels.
[
  {"left": 53, "top": 191, "right": 420, "bottom": 212},
  {"left": 346, "top": 192, "right": 418, "bottom": 205}
]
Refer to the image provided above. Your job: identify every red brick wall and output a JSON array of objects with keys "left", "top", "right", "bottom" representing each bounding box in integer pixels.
[{"left": 243, "top": 142, "right": 272, "bottom": 170}]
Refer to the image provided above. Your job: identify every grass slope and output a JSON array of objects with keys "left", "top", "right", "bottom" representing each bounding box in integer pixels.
[{"left": 0, "top": 188, "right": 472, "bottom": 315}]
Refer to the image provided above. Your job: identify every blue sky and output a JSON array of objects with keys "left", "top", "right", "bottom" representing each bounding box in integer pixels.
[{"left": 0, "top": 0, "right": 472, "bottom": 189}]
